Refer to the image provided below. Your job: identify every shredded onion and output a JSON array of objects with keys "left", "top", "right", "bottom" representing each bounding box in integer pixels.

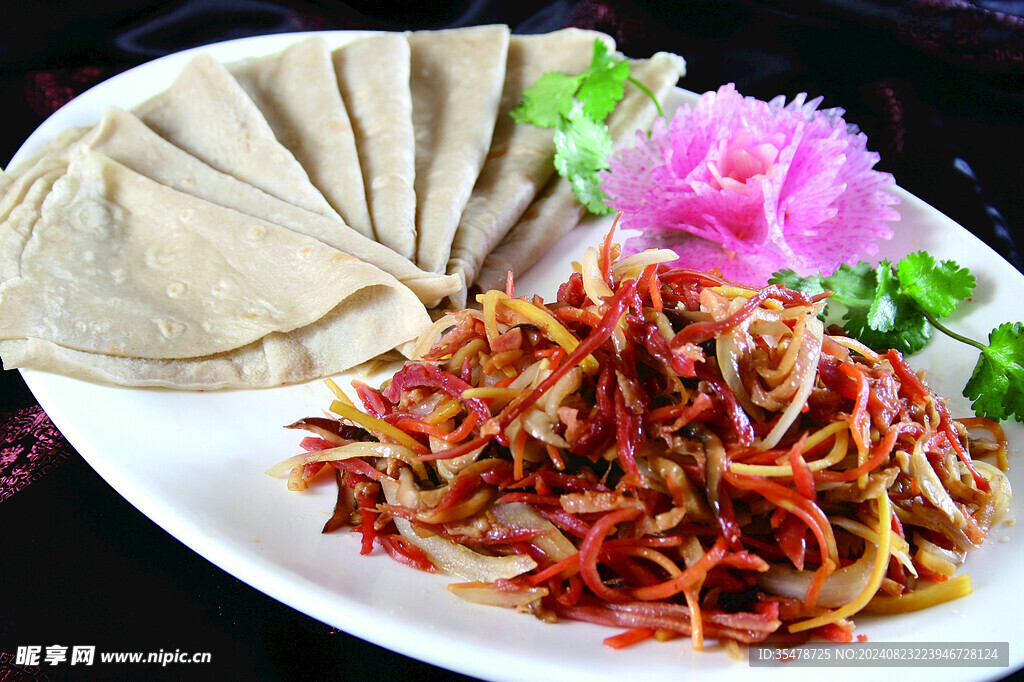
[
  {"left": 543, "top": 366, "right": 581, "bottom": 420},
  {"left": 913, "top": 532, "right": 966, "bottom": 567},
  {"left": 973, "top": 460, "right": 1013, "bottom": 528},
  {"left": 381, "top": 475, "right": 537, "bottom": 581},
  {"left": 789, "top": 493, "right": 893, "bottom": 631},
  {"left": 581, "top": 245, "right": 615, "bottom": 303},
  {"left": 760, "top": 316, "right": 823, "bottom": 449},
  {"left": 266, "top": 441, "right": 422, "bottom": 479},
  {"left": 520, "top": 407, "right": 570, "bottom": 448},
  {"left": 909, "top": 442, "right": 968, "bottom": 529},
  {"left": 448, "top": 581, "right": 549, "bottom": 607},
  {"left": 611, "top": 249, "right": 678, "bottom": 280},
  {"left": 491, "top": 502, "right": 578, "bottom": 562},
  {"left": 757, "top": 545, "right": 877, "bottom": 608}
]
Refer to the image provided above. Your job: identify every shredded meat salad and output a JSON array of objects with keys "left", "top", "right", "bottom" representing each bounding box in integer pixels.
[{"left": 271, "top": 227, "right": 1012, "bottom": 651}]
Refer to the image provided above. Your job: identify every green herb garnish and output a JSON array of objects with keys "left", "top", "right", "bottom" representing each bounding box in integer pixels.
[
  {"left": 552, "top": 103, "right": 613, "bottom": 215},
  {"left": 510, "top": 39, "right": 661, "bottom": 215},
  {"left": 773, "top": 252, "right": 1024, "bottom": 422}
]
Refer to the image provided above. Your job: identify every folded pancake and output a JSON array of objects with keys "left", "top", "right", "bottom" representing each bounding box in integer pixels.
[
  {"left": 227, "top": 37, "right": 374, "bottom": 239},
  {"left": 0, "top": 126, "right": 89, "bottom": 227},
  {"left": 0, "top": 149, "right": 431, "bottom": 363},
  {"left": 133, "top": 53, "right": 343, "bottom": 224},
  {"left": 333, "top": 34, "right": 417, "bottom": 260},
  {"left": 0, "top": 127, "right": 95, "bottom": 285},
  {"left": 0, "top": 284, "right": 421, "bottom": 390},
  {"left": 445, "top": 28, "right": 613, "bottom": 308},
  {"left": 0, "top": 168, "right": 65, "bottom": 286},
  {"left": 408, "top": 25, "right": 510, "bottom": 274},
  {"left": 473, "top": 51, "right": 686, "bottom": 295},
  {"left": 80, "top": 107, "right": 459, "bottom": 306}
]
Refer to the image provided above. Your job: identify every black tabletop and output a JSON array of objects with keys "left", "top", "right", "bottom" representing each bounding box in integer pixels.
[{"left": 2, "top": 1, "right": 1022, "bottom": 680}]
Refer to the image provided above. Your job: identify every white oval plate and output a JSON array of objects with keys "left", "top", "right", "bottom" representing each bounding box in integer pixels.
[{"left": 11, "top": 31, "right": 1024, "bottom": 682}]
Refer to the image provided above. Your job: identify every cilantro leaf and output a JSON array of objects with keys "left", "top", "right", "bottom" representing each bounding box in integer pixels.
[
  {"left": 775, "top": 256, "right": 1022, "bottom": 422},
  {"left": 576, "top": 40, "right": 630, "bottom": 121},
  {"left": 896, "top": 251, "right": 975, "bottom": 318},
  {"left": 842, "top": 303, "right": 934, "bottom": 355},
  {"left": 964, "top": 322, "right": 1024, "bottom": 422},
  {"left": 510, "top": 71, "right": 582, "bottom": 129},
  {"left": 586, "top": 36, "right": 620, "bottom": 72},
  {"left": 866, "top": 260, "right": 901, "bottom": 332},
  {"left": 510, "top": 39, "right": 628, "bottom": 129},
  {"left": 553, "top": 105, "right": 613, "bottom": 214},
  {"left": 508, "top": 38, "right": 645, "bottom": 215},
  {"left": 772, "top": 261, "right": 933, "bottom": 354},
  {"left": 769, "top": 269, "right": 825, "bottom": 296},
  {"left": 818, "top": 262, "right": 876, "bottom": 310}
]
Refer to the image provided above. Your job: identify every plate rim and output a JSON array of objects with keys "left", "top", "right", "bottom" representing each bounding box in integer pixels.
[{"left": 11, "top": 29, "right": 1024, "bottom": 682}]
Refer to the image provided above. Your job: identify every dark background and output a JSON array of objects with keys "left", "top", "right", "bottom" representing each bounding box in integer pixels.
[{"left": 2, "top": 1, "right": 1022, "bottom": 680}]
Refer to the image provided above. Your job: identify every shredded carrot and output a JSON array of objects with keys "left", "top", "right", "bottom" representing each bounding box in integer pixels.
[
  {"left": 527, "top": 554, "right": 581, "bottom": 586},
  {"left": 631, "top": 537, "right": 728, "bottom": 601},
  {"left": 394, "top": 417, "right": 451, "bottom": 440},
  {"left": 544, "top": 442, "right": 566, "bottom": 470},
  {"left": 840, "top": 362, "right": 871, "bottom": 455},
  {"left": 600, "top": 216, "right": 616, "bottom": 285},
  {"left": 649, "top": 271, "right": 663, "bottom": 311},
  {"left": 442, "top": 411, "right": 479, "bottom": 443},
  {"left": 604, "top": 627, "right": 655, "bottom": 649},
  {"left": 803, "top": 558, "right": 837, "bottom": 610},
  {"left": 817, "top": 424, "right": 902, "bottom": 483},
  {"left": 682, "top": 586, "right": 704, "bottom": 650},
  {"left": 511, "top": 426, "right": 529, "bottom": 481},
  {"left": 579, "top": 507, "right": 642, "bottom": 603}
]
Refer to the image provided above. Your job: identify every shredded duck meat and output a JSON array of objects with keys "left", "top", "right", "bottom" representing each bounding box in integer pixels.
[{"left": 273, "top": 227, "right": 1011, "bottom": 651}]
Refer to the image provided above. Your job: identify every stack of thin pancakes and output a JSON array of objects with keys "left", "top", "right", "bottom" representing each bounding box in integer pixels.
[{"left": 0, "top": 26, "right": 685, "bottom": 390}]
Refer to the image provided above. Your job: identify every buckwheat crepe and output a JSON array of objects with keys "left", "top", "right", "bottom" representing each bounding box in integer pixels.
[
  {"left": 227, "top": 37, "right": 374, "bottom": 239},
  {"left": 81, "top": 107, "right": 459, "bottom": 306},
  {"left": 408, "top": 25, "right": 510, "bottom": 274},
  {"left": 133, "top": 53, "right": 343, "bottom": 224},
  {"left": 0, "top": 150, "right": 430, "bottom": 363},
  {"left": 445, "top": 28, "right": 613, "bottom": 308},
  {"left": 474, "top": 51, "right": 687, "bottom": 295},
  {"left": 333, "top": 34, "right": 417, "bottom": 260}
]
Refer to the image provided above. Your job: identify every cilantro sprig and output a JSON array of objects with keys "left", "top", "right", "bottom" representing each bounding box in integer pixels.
[
  {"left": 510, "top": 39, "right": 663, "bottom": 215},
  {"left": 772, "top": 252, "right": 1024, "bottom": 422}
]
